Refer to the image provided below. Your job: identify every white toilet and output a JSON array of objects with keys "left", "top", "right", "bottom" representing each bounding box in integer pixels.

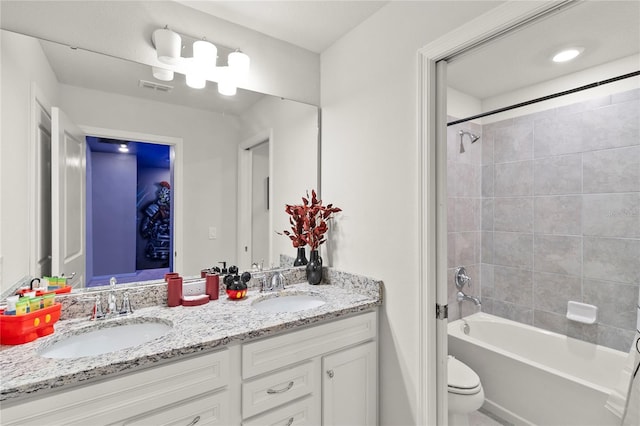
[{"left": 447, "top": 356, "right": 485, "bottom": 426}]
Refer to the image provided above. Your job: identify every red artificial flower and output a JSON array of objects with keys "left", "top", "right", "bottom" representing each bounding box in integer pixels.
[{"left": 278, "top": 190, "right": 342, "bottom": 250}]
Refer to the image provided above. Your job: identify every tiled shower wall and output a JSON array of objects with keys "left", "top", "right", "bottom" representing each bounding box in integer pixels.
[
  {"left": 448, "top": 88, "right": 640, "bottom": 352},
  {"left": 447, "top": 120, "right": 483, "bottom": 320}
]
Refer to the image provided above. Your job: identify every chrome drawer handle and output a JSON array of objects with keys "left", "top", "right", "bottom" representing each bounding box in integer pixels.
[
  {"left": 186, "top": 415, "right": 200, "bottom": 426},
  {"left": 267, "top": 381, "right": 294, "bottom": 394},
  {"left": 286, "top": 417, "right": 294, "bottom": 426}
]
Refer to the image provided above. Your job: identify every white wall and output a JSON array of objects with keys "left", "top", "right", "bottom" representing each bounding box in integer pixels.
[
  {"left": 0, "top": 0, "right": 320, "bottom": 105},
  {"left": 0, "top": 31, "right": 60, "bottom": 291},
  {"left": 320, "top": 1, "right": 502, "bottom": 423},
  {"left": 59, "top": 85, "right": 240, "bottom": 276},
  {"left": 447, "top": 87, "right": 483, "bottom": 121},
  {"left": 239, "top": 97, "right": 318, "bottom": 267}
]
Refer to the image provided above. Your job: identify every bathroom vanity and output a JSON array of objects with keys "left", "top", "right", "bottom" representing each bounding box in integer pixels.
[{"left": 0, "top": 271, "right": 381, "bottom": 425}]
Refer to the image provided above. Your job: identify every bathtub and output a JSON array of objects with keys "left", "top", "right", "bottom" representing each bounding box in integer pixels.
[{"left": 448, "top": 312, "right": 628, "bottom": 426}]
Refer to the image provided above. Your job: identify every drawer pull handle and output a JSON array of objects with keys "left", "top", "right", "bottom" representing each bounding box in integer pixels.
[
  {"left": 186, "top": 415, "right": 200, "bottom": 426},
  {"left": 286, "top": 417, "right": 294, "bottom": 426},
  {"left": 326, "top": 369, "right": 334, "bottom": 378},
  {"left": 267, "top": 381, "right": 294, "bottom": 394}
]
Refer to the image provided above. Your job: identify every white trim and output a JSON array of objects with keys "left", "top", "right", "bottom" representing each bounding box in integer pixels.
[
  {"left": 416, "top": 1, "right": 572, "bottom": 424},
  {"left": 237, "top": 129, "right": 273, "bottom": 270},
  {"left": 29, "top": 82, "right": 52, "bottom": 279},
  {"left": 79, "top": 125, "right": 184, "bottom": 274}
]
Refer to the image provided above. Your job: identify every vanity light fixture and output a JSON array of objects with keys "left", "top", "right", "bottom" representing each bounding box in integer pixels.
[
  {"left": 552, "top": 47, "right": 584, "bottom": 63},
  {"left": 151, "top": 27, "right": 250, "bottom": 95},
  {"left": 118, "top": 143, "right": 129, "bottom": 153},
  {"left": 151, "top": 27, "right": 181, "bottom": 81}
]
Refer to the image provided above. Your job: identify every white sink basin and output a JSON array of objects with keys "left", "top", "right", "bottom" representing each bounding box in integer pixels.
[
  {"left": 252, "top": 294, "right": 326, "bottom": 313},
  {"left": 39, "top": 320, "right": 172, "bottom": 359}
]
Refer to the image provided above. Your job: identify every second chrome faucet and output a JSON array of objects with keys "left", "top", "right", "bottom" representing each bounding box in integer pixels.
[{"left": 90, "top": 277, "right": 134, "bottom": 320}]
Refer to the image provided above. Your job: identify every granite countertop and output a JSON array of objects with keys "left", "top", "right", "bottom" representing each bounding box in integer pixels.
[{"left": 0, "top": 274, "right": 382, "bottom": 403}]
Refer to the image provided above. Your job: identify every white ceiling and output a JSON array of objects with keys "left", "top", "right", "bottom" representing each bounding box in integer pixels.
[
  {"left": 176, "top": 1, "right": 389, "bottom": 53},
  {"left": 447, "top": 0, "right": 640, "bottom": 100}
]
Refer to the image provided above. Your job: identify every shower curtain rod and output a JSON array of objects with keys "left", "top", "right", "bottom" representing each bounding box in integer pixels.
[{"left": 447, "top": 70, "right": 640, "bottom": 126}]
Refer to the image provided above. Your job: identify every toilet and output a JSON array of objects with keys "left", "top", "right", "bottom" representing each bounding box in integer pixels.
[{"left": 448, "top": 356, "right": 485, "bottom": 426}]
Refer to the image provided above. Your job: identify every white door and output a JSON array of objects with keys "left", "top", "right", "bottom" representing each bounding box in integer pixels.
[
  {"left": 322, "top": 341, "right": 377, "bottom": 426},
  {"left": 51, "top": 107, "right": 85, "bottom": 287}
]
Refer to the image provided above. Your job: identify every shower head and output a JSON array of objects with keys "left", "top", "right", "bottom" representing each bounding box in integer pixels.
[{"left": 458, "top": 130, "right": 480, "bottom": 153}]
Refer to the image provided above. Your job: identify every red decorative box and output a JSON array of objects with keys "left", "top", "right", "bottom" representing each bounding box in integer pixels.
[{"left": 0, "top": 303, "right": 62, "bottom": 345}]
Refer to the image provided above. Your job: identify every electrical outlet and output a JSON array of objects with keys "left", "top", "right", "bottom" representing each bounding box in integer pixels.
[
  {"left": 208, "top": 226, "right": 217, "bottom": 240},
  {"left": 183, "top": 281, "right": 206, "bottom": 296}
]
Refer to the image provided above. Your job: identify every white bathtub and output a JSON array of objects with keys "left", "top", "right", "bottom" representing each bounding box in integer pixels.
[{"left": 448, "top": 312, "right": 628, "bottom": 426}]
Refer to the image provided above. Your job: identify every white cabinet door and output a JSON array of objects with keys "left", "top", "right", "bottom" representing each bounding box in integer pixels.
[{"left": 322, "top": 341, "right": 377, "bottom": 426}]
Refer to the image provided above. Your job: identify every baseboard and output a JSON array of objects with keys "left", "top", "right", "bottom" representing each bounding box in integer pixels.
[{"left": 482, "top": 399, "right": 534, "bottom": 426}]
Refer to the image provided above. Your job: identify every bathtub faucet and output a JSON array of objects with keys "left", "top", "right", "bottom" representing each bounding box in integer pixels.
[{"left": 457, "top": 291, "right": 481, "bottom": 307}]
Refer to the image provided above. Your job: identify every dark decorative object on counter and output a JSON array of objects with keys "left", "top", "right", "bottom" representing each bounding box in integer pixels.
[
  {"left": 224, "top": 269, "right": 250, "bottom": 299},
  {"left": 306, "top": 250, "right": 323, "bottom": 285},
  {"left": 294, "top": 247, "right": 308, "bottom": 266}
]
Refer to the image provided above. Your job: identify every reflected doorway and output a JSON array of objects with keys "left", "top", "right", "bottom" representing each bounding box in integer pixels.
[
  {"left": 251, "top": 141, "right": 270, "bottom": 268},
  {"left": 85, "top": 137, "right": 173, "bottom": 286}
]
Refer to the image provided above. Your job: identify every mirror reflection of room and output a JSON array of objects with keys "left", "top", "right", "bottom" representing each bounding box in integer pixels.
[{"left": 0, "top": 28, "right": 318, "bottom": 296}]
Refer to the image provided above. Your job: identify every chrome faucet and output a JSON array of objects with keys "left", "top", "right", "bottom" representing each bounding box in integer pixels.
[
  {"left": 457, "top": 291, "right": 481, "bottom": 307},
  {"left": 260, "top": 271, "right": 286, "bottom": 292},
  {"left": 106, "top": 277, "right": 118, "bottom": 317},
  {"left": 454, "top": 266, "right": 481, "bottom": 308},
  {"left": 88, "top": 278, "right": 134, "bottom": 320}
]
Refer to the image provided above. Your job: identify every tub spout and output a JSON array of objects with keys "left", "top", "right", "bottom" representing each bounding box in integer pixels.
[{"left": 457, "top": 291, "right": 481, "bottom": 307}]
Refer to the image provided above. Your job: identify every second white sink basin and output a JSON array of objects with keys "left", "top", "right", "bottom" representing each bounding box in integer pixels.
[
  {"left": 252, "top": 294, "right": 326, "bottom": 313},
  {"left": 39, "top": 320, "right": 172, "bottom": 359}
]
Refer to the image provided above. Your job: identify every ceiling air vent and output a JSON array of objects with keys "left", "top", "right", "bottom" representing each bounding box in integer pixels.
[{"left": 138, "top": 79, "right": 174, "bottom": 93}]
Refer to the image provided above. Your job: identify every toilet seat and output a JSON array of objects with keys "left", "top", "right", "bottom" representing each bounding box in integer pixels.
[{"left": 448, "top": 356, "right": 481, "bottom": 395}]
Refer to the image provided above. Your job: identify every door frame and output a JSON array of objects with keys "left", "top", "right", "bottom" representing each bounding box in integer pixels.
[
  {"left": 416, "top": 1, "right": 575, "bottom": 424},
  {"left": 79, "top": 126, "right": 184, "bottom": 275},
  {"left": 237, "top": 129, "right": 273, "bottom": 270}
]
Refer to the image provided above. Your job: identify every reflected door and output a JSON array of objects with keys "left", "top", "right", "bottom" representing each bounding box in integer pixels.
[{"left": 51, "top": 107, "right": 86, "bottom": 287}]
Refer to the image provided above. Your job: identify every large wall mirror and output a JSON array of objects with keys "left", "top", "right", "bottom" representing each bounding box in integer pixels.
[{"left": 0, "top": 29, "right": 319, "bottom": 297}]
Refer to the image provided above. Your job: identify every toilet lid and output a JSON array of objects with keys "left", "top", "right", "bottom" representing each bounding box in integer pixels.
[{"left": 448, "top": 356, "right": 481, "bottom": 395}]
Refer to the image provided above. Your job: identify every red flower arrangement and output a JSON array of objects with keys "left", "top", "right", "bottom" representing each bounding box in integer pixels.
[{"left": 280, "top": 190, "right": 342, "bottom": 251}]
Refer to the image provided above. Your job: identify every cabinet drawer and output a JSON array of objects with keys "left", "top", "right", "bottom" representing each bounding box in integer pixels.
[
  {"left": 242, "top": 395, "right": 320, "bottom": 426},
  {"left": 242, "top": 311, "right": 376, "bottom": 378},
  {"left": 122, "top": 389, "right": 229, "bottom": 426},
  {"left": 242, "top": 359, "right": 319, "bottom": 419}
]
